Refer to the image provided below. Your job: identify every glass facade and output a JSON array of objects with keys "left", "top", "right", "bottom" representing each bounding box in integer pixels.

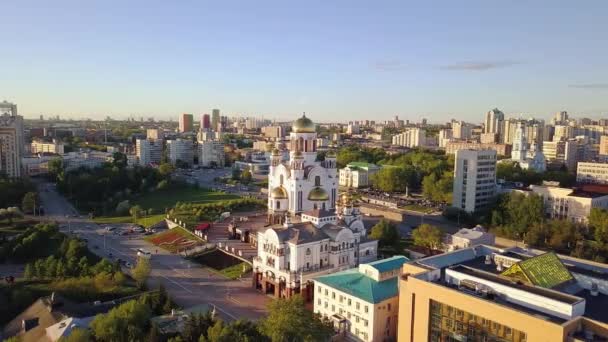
[{"left": 429, "top": 300, "right": 527, "bottom": 342}]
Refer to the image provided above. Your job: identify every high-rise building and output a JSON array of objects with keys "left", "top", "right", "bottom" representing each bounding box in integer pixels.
[
  {"left": 438, "top": 129, "right": 453, "bottom": 148},
  {"left": 484, "top": 108, "right": 504, "bottom": 134},
  {"left": 397, "top": 245, "right": 608, "bottom": 342},
  {"left": 201, "top": 114, "right": 211, "bottom": 130},
  {"left": 552, "top": 110, "right": 569, "bottom": 125},
  {"left": 167, "top": 139, "right": 194, "bottom": 166},
  {"left": 599, "top": 136, "right": 608, "bottom": 156},
  {"left": 178, "top": 113, "right": 194, "bottom": 133},
  {"left": 392, "top": 128, "right": 426, "bottom": 148},
  {"left": 0, "top": 101, "right": 24, "bottom": 178},
  {"left": 146, "top": 128, "right": 163, "bottom": 140},
  {"left": 198, "top": 140, "right": 225, "bottom": 167},
  {"left": 451, "top": 121, "right": 473, "bottom": 140},
  {"left": 511, "top": 122, "right": 527, "bottom": 161},
  {"left": 135, "top": 139, "right": 163, "bottom": 166},
  {"left": 211, "top": 109, "right": 220, "bottom": 131},
  {"left": 452, "top": 149, "right": 496, "bottom": 213},
  {"left": 262, "top": 126, "right": 285, "bottom": 138}
]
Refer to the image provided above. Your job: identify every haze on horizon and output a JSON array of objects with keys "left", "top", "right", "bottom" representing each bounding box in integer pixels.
[{"left": 2, "top": 1, "right": 608, "bottom": 123}]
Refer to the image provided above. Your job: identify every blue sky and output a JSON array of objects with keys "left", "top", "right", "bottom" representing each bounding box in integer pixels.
[{"left": 2, "top": 1, "right": 607, "bottom": 123}]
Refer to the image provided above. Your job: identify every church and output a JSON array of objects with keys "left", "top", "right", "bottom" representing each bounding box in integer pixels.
[{"left": 252, "top": 114, "right": 378, "bottom": 300}]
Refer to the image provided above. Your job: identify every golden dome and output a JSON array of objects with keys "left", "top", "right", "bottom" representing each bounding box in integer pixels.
[
  {"left": 308, "top": 187, "right": 329, "bottom": 201},
  {"left": 272, "top": 148, "right": 280, "bottom": 156},
  {"left": 326, "top": 150, "right": 337, "bottom": 157},
  {"left": 292, "top": 114, "right": 316, "bottom": 133},
  {"left": 271, "top": 186, "right": 288, "bottom": 199},
  {"left": 293, "top": 150, "right": 304, "bottom": 159},
  {"left": 265, "top": 142, "right": 275, "bottom": 152}
]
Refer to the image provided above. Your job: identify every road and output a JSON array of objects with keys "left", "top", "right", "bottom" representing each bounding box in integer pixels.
[{"left": 37, "top": 182, "right": 269, "bottom": 321}]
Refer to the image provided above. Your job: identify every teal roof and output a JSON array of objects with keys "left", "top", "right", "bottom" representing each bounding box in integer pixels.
[
  {"left": 314, "top": 256, "right": 409, "bottom": 304},
  {"left": 366, "top": 255, "right": 409, "bottom": 273},
  {"left": 346, "top": 162, "right": 378, "bottom": 170}
]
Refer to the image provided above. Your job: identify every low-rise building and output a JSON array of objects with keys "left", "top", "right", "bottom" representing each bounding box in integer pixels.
[
  {"left": 314, "top": 256, "right": 408, "bottom": 342},
  {"left": 63, "top": 151, "right": 112, "bottom": 171},
  {"left": 31, "top": 139, "right": 64, "bottom": 155},
  {"left": 339, "top": 162, "right": 381, "bottom": 188},
  {"left": 445, "top": 141, "right": 511, "bottom": 157},
  {"left": 577, "top": 162, "right": 608, "bottom": 185},
  {"left": 397, "top": 245, "right": 608, "bottom": 342},
  {"left": 447, "top": 225, "right": 495, "bottom": 250},
  {"left": 530, "top": 183, "right": 608, "bottom": 224}
]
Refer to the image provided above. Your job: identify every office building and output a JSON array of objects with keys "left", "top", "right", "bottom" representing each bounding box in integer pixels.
[
  {"left": 577, "top": 162, "right": 608, "bottom": 184},
  {"left": 530, "top": 182, "right": 608, "bottom": 224},
  {"left": 211, "top": 109, "right": 220, "bottom": 131},
  {"left": 198, "top": 140, "right": 225, "bottom": 167},
  {"left": 398, "top": 245, "right": 608, "bottom": 342},
  {"left": 0, "top": 101, "right": 24, "bottom": 178},
  {"left": 484, "top": 108, "right": 504, "bottom": 134},
  {"left": 339, "top": 162, "right": 381, "bottom": 188},
  {"left": 167, "top": 139, "right": 194, "bottom": 167},
  {"left": 452, "top": 149, "right": 497, "bottom": 213},
  {"left": 31, "top": 139, "right": 65, "bottom": 155},
  {"left": 392, "top": 128, "right": 426, "bottom": 148},
  {"left": 146, "top": 128, "right": 163, "bottom": 140},
  {"left": 136, "top": 139, "right": 163, "bottom": 166},
  {"left": 178, "top": 113, "right": 194, "bottom": 133},
  {"left": 201, "top": 114, "right": 211, "bottom": 130},
  {"left": 314, "top": 256, "right": 408, "bottom": 342}
]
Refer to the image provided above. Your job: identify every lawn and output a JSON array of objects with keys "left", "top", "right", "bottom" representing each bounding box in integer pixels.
[
  {"left": 402, "top": 204, "right": 435, "bottom": 214},
  {"left": 93, "top": 214, "right": 166, "bottom": 227},
  {"left": 144, "top": 227, "right": 201, "bottom": 253},
  {"left": 190, "top": 249, "right": 251, "bottom": 280},
  {"left": 133, "top": 187, "right": 239, "bottom": 212}
]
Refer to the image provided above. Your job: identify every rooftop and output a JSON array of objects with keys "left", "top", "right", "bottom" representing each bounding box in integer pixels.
[
  {"left": 365, "top": 255, "right": 409, "bottom": 273},
  {"left": 316, "top": 271, "right": 398, "bottom": 304}
]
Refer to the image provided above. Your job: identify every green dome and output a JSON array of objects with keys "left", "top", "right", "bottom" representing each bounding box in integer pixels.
[
  {"left": 292, "top": 114, "right": 316, "bottom": 133},
  {"left": 308, "top": 187, "right": 329, "bottom": 201},
  {"left": 271, "top": 187, "right": 288, "bottom": 199}
]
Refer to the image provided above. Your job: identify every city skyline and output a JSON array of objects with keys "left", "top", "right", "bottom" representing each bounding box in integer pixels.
[{"left": 2, "top": 1, "right": 608, "bottom": 121}]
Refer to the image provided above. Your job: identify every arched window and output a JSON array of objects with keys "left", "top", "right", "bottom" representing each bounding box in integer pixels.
[
  {"left": 342, "top": 242, "right": 345, "bottom": 249},
  {"left": 306, "top": 248, "right": 311, "bottom": 255},
  {"left": 280, "top": 174, "right": 284, "bottom": 185},
  {"left": 315, "top": 176, "right": 321, "bottom": 186},
  {"left": 276, "top": 201, "right": 280, "bottom": 210}
]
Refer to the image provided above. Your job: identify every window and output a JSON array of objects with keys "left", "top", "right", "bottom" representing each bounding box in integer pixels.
[
  {"left": 387, "top": 303, "right": 391, "bottom": 311},
  {"left": 348, "top": 299, "right": 352, "bottom": 306},
  {"left": 325, "top": 289, "right": 328, "bottom": 296},
  {"left": 332, "top": 292, "right": 336, "bottom": 299},
  {"left": 356, "top": 302, "right": 360, "bottom": 310},
  {"left": 317, "top": 299, "right": 321, "bottom": 305},
  {"left": 318, "top": 286, "right": 321, "bottom": 293},
  {"left": 331, "top": 305, "right": 335, "bottom": 312},
  {"left": 315, "top": 175, "right": 321, "bottom": 186},
  {"left": 364, "top": 306, "right": 368, "bottom": 313}
]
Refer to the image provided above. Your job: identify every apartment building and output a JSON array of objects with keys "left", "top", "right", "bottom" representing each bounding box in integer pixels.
[
  {"left": 178, "top": 113, "right": 194, "bottom": 133},
  {"left": 314, "top": 256, "right": 408, "bottom": 342},
  {"left": 577, "top": 162, "right": 608, "bottom": 185},
  {"left": 452, "top": 149, "right": 497, "bottom": 213},
  {"left": 392, "top": 128, "right": 426, "bottom": 148},
  {"left": 339, "top": 162, "right": 381, "bottom": 188},
  {"left": 167, "top": 138, "right": 194, "bottom": 166},
  {"left": 198, "top": 140, "right": 225, "bottom": 167},
  {"left": 135, "top": 139, "right": 163, "bottom": 166},
  {"left": 0, "top": 102, "right": 24, "bottom": 178},
  {"left": 529, "top": 183, "right": 608, "bottom": 224},
  {"left": 445, "top": 141, "right": 511, "bottom": 157},
  {"left": 542, "top": 140, "right": 578, "bottom": 170},
  {"left": 146, "top": 128, "right": 163, "bottom": 140},
  {"left": 398, "top": 245, "right": 608, "bottom": 342},
  {"left": 262, "top": 126, "right": 285, "bottom": 138}
]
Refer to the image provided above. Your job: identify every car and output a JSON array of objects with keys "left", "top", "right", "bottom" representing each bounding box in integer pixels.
[
  {"left": 120, "top": 231, "right": 129, "bottom": 236},
  {"left": 144, "top": 231, "right": 153, "bottom": 236},
  {"left": 105, "top": 226, "right": 116, "bottom": 232},
  {"left": 137, "top": 249, "right": 152, "bottom": 258}
]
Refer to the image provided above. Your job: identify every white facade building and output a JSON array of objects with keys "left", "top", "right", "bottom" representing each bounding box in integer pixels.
[
  {"left": 530, "top": 183, "right": 608, "bottom": 224},
  {"left": 167, "top": 139, "right": 194, "bottom": 166},
  {"left": 339, "top": 162, "right": 380, "bottom": 189},
  {"left": 31, "top": 139, "right": 65, "bottom": 155},
  {"left": 577, "top": 162, "right": 608, "bottom": 184},
  {"left": 391, "top": 128, "right": 426, "bottom": 148},
  {"left": 451, "top": 121, "right": 473, "bottom": 140},
  {"left": 438, "top": 129, "right": 453, "bottom": 148},
  {"left": 135, "top": 139, "right": 163, "bottom": 166},
  {"left": 448, "top": 225, "right": 495, "bottom": 250},
  {"left": 314, "top": 256, "right": 408, "bottom": 342},
  {"left": 484, "top": 108, "right": 504, "bottom": 134},
  {"left": 198, "top": 141, "right": 225, "bottom": 167},
  {"left": 452, "top": 149, "right": 497, "bottom": 213}
]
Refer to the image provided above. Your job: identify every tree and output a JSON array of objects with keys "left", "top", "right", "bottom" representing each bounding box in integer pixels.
[
  {"left": 159, "top": 163, "right": 175, "bottom": 179},
  {"left": 369, "top": 219, "right": 399, "bottom": 248},
  {"left": 259, "top": 295, "right": 333, "bottom": 342},
  {"left": 231, "top": 167, "right": 241, "bottom": 181},
  {"left": 422, "top": 172, "right": 453, "bottom": 203},
  {"left": 371, "top": 166, "right": 415, "bottom": 193},
  {"left": 589, "top": 208, "right": 608, "bottom": 244},
  {"left": 113, "top": 152, "right": 128, "bottom": 169},
  {"left": 132, "top": 256, "right": 151, "bottom": 289},
  {"left": 412, "top": 224, "right": 443, "bottom": 253},
  {"left": 90, "top": 300, "right": 151, "bottom": 342},
  {"left": 48, "top": 157, "right": 64, "bottom": 180},
  {"left": 240, "top": 168, "right": 252, "bottom": 185},
  {"left": 130, "top": 205, "right": 144, "bottom": 223},
  {"left": 115, "top": 200, "right": 131, "bottom": 216},
  {"left": 21, "top": 192, "right": 37, "bottom": 214},
  {"left": 157, "top": 179, "right": 169, "bottom": 190}
]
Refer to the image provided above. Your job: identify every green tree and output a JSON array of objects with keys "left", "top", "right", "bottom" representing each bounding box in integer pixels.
[
  {"left": 90, "top": 300, "right": 152, "bottom": 342},
  {"left": 21, "top": 192, "right": 37, "bottom": 214},
  {"left": 422, "top": 172, "right": 453, "bottom": 203},
  {"left": 231, "top": 167, "right": 241, "bottom": 181},
  {"left": 412, "top": 224, "right": 443, "bottom": 253},
  {"left": 159, "top": 163, "right": 175, "bottom": 179},
  {"left": 113, "top": 152, "right": 128, "bottom": 169},
  {"left": 132, "top": 257, "right": 151, "bottom": 289},
  {"left": 371, "top": 166, "right": 415, "bottom": 193},
  {"left": 369, "top": 219, "right": 399, "bottom": 248},
  {"left": 130, "top": 205, "right": 144, "bottom": 223},
  {"left": 259, "top": 295, "right": 333, "bottom": 342},
  {"left": 240, "top": 168, "right": 253, "bottom": 185},
  {"left": 589, "top": 208, "right": 608, "bottom": 244},
  {"left": 48, "top": 157, "right": 64, "bottom": 180}
]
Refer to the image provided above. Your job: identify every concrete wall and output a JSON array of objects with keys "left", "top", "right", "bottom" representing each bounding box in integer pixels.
[{"left": 358, "top": 203, "right": 405, "bottom": 222}]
